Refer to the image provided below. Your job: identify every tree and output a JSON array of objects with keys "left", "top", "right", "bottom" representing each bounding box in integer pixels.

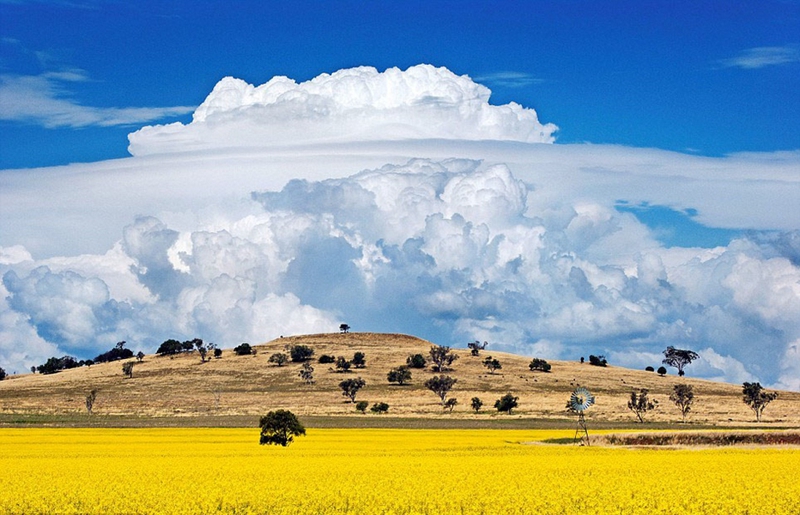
[
  {"left": 494, "top": 393, "right": 518, "bottom": 414},
  {"left": 662, "top": 346, "right": 699, "bottom": 377},
  {"left": 85, "top": 389, "right": 97, "bottom": 414},
  {"left": 355, "top": 401, "right": 369, "bottom": 414},
  {"left": 339, "top": 377, "right": 366, "bottom": 403},
  {"left": 589, "top": 355, "right": 607, "bottom": 367},
  {"left": 0, "top": 367, "right": 5, "bottom": 381},
  {"left": 742, "top": 382, "right": 778, "bottom": 422},
  {"left": 406, "top": 354, "right": 427, "bottom": 369},
  {"left": 467, "top": 340, "right": 488, "bottom": 356},
  {"left": 37, "top": 355, "right": 79, "bottom": 374},
  {"left": 268, "top": 353, "right": 289, "bottom": 367},
  {"left": 339, "top": 323, "right": 350, "bottom": 333},
  {"left": 122, "top": 361, "right": 135, "bottom": 378},
  {"left": 213, "top": 348, "right": 223, "bottom": 359},
  {"left": 657, "top": 366, "right": 667, "bottom": 376},
  {"left": 156, "top": 339, "right": 183, "bottom": 356},
  {"left": 483, "top": 356, "right": 502, "bottom": 374},
  {"left": 529, "top": 358, "right": 551, "bottom": 372},
  {"left": 387, "top": 366, "right": 412, "bottom": 385},
  {"left": 136, "top": 351, "right": 145, "bottom": 362},
  {"left": 93, "top": 341, "right": 134, "bottom": 363},
  {"left": 645, "top": 366, "right": 654, "bottom": 372},
  {"left": 444, "top": 398, "right": 458, "bottom": 412},
  {"left": 471, "top": 397, "right": 483, "bottom": 413},
  {"left": 429, "top": 345, "right": 459, "bottom": 372},
  {"left": 298, "top": 362, "right": 315, "bottom": 384},
  {"left": 424, "top": 375, "right": 457, "bottom": 405},
  {"left": 233, "top": 343, "right": 252, "bottom": 356},
  {"left": 195, "top": 339, "right": 208, "bottom": 362},
  {"left": 30, "top": 366, "right": 36, "bottom": 374},
  {"left": 334, "top": 356, "right": 352, "bottom": 373},
  {"left": 259, "top": 410, "right": 305, "bottom": 446},
  {"left": 670, "top": 384, "right": 694, "bottom": 423},
  {"left": 352, "top": 351, "right": 366, "bottom": 369},
  {"left": 319, "top": 354, "right": 336, "bottom": 364},
  {"left": 370, "top": 402, "right": 389, "bottom": 414},
  {"left": 290, "top": 345, "right": 314, "bottom": 362},
  {"left": 627, "top": 389, "right": 657, "bottom": 423}
]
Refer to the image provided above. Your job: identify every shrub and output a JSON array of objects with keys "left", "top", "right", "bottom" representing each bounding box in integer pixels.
[
  {"left": 352, "top": 351, "right": 366, "bottom": 368},
  {"left": 657, "top": 366, "right": 667, "bottom": 376},
  {"left": 529, "top": 358, "right": 551, "bottom": 372},
  {"left": 213, "top": 348, "right": 222, "bottom": 359},
  {"left": 318, "top": 354, "right": 336, "bottom": 364},
  {"left": 645, "top": 366, "right": 655, "bottom": 372},
  {"left": 233, "top": 343, "right": 252, "bottom": 356},
  {"left": 290, "top": 345, "right": 314, "bottom": 362},
  {"left": 406, "top": 354, "right": 427, "bottom": 369},
  {"left": 387, "top": 366, "right": 412, "bottom": 385},
  {"left": 0, "top": 367, "right": 6, "bottom": 381},
  {"left": 471, "top": 397, "right": 483, "bottom": 413},
  {"left": 335, "top": 356, "right": 352, "bottom": 373},
  {"left": 370, "top": 402, "right": 389, "bottom": 414},
  {"left": 355, "top": 401, "right": 369, "bottom": 414},
  {"left": 268, "top": 353, "right": 289, "bottom": 367},
  {"left": 259, "top": 410, "right": 305, "bottom": 446},
  {"left": 495, "top": 393, "right": 519, "bottom": 414},
  {"left": 589, "top": 355, "right": 607, "bottom": 367}
]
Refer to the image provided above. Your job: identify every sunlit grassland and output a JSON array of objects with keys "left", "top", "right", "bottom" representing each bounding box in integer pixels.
[{"left": 2, "top": 428, "right": 799, "bottom": 514}]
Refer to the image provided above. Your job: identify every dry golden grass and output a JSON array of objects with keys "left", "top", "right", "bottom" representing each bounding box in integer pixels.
[{"left": 1, "top": 332, "right": 798, "bottom": 427}]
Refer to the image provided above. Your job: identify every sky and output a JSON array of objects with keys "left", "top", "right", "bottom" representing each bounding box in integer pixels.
[{"left": 0, "top": 1, "right": 799, "bottom": 390}]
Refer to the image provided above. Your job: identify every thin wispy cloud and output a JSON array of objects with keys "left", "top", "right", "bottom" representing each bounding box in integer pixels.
[
  {"left": 0, "top": 71, "right": 194, "bottom": 128},
  {"left": 473, "top": 71, "right": 545, "bottom": 88},
  {"left": 719, "top": 46, "right": 800, "bottom": 69}
]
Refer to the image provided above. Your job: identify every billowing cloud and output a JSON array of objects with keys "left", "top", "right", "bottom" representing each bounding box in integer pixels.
[{"left": 127, "top": 65, "right": 558, "bottom": 155}]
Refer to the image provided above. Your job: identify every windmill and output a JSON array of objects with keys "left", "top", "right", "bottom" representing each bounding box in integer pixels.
[{"left": 568, "top": 387, "right": 595, "bottom": 445}]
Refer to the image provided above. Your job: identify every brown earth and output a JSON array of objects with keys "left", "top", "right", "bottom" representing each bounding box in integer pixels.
[{"left": 1, "top": 332, "right": 798, "bottom": 427}]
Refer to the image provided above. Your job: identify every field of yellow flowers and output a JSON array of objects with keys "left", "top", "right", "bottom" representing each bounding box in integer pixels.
[{"left": 2, "top": 427, "right": 798, "bottom": 514}]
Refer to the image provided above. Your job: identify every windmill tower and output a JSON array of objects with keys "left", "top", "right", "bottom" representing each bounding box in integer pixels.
[{"left": 569, "top": 387, "right": 595, "bottom": 446}]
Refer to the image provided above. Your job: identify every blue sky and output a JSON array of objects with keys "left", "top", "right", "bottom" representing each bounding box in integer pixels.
[{"left": 1, "top": 0, "right": 798, "bottom": 169}]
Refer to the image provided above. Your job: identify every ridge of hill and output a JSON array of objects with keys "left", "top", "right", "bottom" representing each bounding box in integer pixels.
[{"left": 1, "top": 332, "right": 798, "bottom": 426}]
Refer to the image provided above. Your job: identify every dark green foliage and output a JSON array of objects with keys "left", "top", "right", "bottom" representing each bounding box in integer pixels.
[
  {"left": 424, "top": 375, "right": 457, "bottom": 405},
  {"left": 627, "top": 389, "right": 657, "bottom": 423},
  {"left": 589, "top": 355, "right": 607, "bottom": 367},
  {"left": 319, "top": 354, "right": 336, "bottom": 364},
  {"left": 495, "top": 393, "right": 519, "bottom": 414},
  {"left": 352, "top": 352, "right": 366, "bottom": 368},
  {"left": 429, "top": 345, "right": 459, "bottom": 372},
  {"left": 259, "top": 410, "right": 306, "bottom": 446},
  {"left": 335, "top": 356, "right": 352, "bottom": 373},
  {"left": 233, "top": 343, "right": 253, "bottom": 356},
  {"left": 483, "top": 356, "right": 502, "bottom": 374},
  {"left": 122, "top": 361, "right": 135, "bottom": 378},
  {"left": 471, "top": 397, "right": 483, "bottom": 412},
  {"left": 657, "top": 366, "right": 667, "bottom": 376},
  {"left": 93, "top": 341, "right": 134, "bottom": 364},
  {"left": 339, "top": 377, "right": 366, "bottom": 402},
  {"left": 387, "top": 366, "right": 412, "bottom": 385},
  {"left": 156, "top": 339, "right": 184, "bottom": 356},
  {"left": 355, "top": 401, "right": 369, "bottom": 414},
  {"left": 467, "top": 340, "right": 488, "bottom": 356},
  {"left": 37, "top": 355, "right": 79, "bottom": 375},
  {"left": 194, "top": 339, "right": 209, "bottom": 362},
  {"left": 0, "top": 367, "right": 6, "bottom": 381},
  {"left": 742, "top": 382, "right": 778, "bottom": 422},
  {"left": 406, "top": 354, "right": 427, "bottom": 369},
  {"left": 136, "top": 351, "right": 145, "bottom": 362},
  {"left": 662, "top": 346, "right": 699, "bottom": 376},
  {"left": 529, "top": 358, "right": 551, "bottom": 372},
  {"left": 290, "top": 345, "right": 314, "bottom": 362},
  {"left": 268, "top": 353, "right": 289, "bottom": 367},
  {"left": 339, "top": 323, "right": 350, "bottom": 333},
  {"left": 213, "top": 348, "right": 222, "bottom": 359},
  {"left": 370, "top": 402, "right": 389, "bottom": 414},
  {"left": 670, "top": 383, "right": 694, "bottom": 422},
  {"left": 645, "top": 366, "right": 655, "bottom": 372},
  {"left": 443, "top": 398, "right": 458, "bottom": 412}
]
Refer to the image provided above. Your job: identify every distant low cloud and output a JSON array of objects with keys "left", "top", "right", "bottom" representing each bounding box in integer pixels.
[
  {"left": 719, "top": 46, "right": 800, "bottom": 69},
  {"left": 0, "top": 71, "right": 194, "bottom": 128},
  {"left": 473, "top": 71, "right": 545, "bottom": 88}
]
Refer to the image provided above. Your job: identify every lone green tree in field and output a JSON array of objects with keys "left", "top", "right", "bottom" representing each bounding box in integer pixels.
[
  {"left": 670, "top": 383, "right": 694, "bottom": 423},
  {"left": 627, "top": 389, "right": 657, "bottom": 423},
  {"left": 483, "top": 356, "right": 502, "bottom": 374},
  {"left": 259, "top": 410, "right": 305, "bottom": 446},
  {"left": 662, "top": 346, "right": 699, "bottom": 377},
  {"left": 529, "top": 358, "right": 551, "bottom": 372},
  {"left": 742, "top": 382, "right": 778, "bottom": 422},
  {"left": 268, "top": 353, "right": 289, "bottom": 367},
  {"left": 339, "top": 377, "right": 366, "bottom": 403},
  {"left": 494, "top": 393, "right": 518, "bottom": 414},
  {"left": 424, "top": 375, "right": 457, "bottom": 406}
]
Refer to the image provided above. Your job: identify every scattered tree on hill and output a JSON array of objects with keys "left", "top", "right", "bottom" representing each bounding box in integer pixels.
[
  {"left": 529, "top": 358, "right": 551, "bottom": 372},
  {"left": 406, "top": 354, "right": 427, "bottom": 369},
  {"left": 657, "top": 366, "right": 667, "bottom": 376},
  {"left": 37, "top": 356, "right": 80, "bottom": 375},
  {"left": 371, "top": 402, "right": 389, "bottom": 414},
  {"left": 589, "top": 355, "right": 607, "bottom": 367},
  {"left": 214, "top": 348, "right": 223, "bottom": 359},
  {"left": 339, "top": 377, "right": 366, "bottom": 403},
  {"left": 122, "top": 361, "right": 135, "bottom": 379},
  {"left": 335, "top": 356, "right": 352, "bottom": 373},
  {"left": 467, "top": 340, "right": 488, "bottom": 356},
  {"left": 483, "top": 356, "right": 502, "bottom": 374},
  {"left": 471, "top": 397, "right": 483, "bottom": 413},
  {"left": 259, "top": 410, "right": 305, "bottom": 446},
  {"left": 355, "top": 401, "right": 369, "bottom": 414},
  {"left": 662, "top": 346, "right": 699, "bottom": 377},
  {"left": 627, "top": 389, "right": 657, "bottom": 423},
  {"left": 136, "top": 351, "right": 145, "bottom": 362},
  {"left": 195, "top": 339, "right": 208, "bottom": 362},
  {"left": 93, "top": 341, "right": 134, "bottom": 364},
  {"left": 233, "top": 343, "right": 253, "bottom": 356},
  {"left": 444, "top": 398, "right": 458, "bottom": 412},
  {"left": 670, "top": 383, "right": 694, "bottom": 423},
  {"left": 645, "top": 366, "right": 654, "bottom": 372},
  {"left": 0, "top": 367, "right": 5, "bottom": 381},
  {"left": 429, "top": 345, "right": 459, "bottom": 372},
  {"left": 387, "top": 366, "right": 412, "bottom": 385},
  {"left": 290, "top": 345, "right": 314, "bottom": 362},
  {"left": 742, "top": 382, "right": 778, "bottom": 422},
  {"left": 495, "top": 393, "right": 519, "bottom": 414},
  {"left": 339, "top": 323, "right": 350, "bottom": 333},
  {"left": 156, "top": 339, "right": 184, "bottom": 356},
  {"left": 352, "top": 352, "right": 366, "bottom": 369},
  {"left": 424, "top": 375, "right": 457, "bottom": 405},
  {"left": 269, "top": 353, "right": 289, "bottom": 367},
  {"left": 319, "top": 354, "right": 336, "bottom": 364},
  {"left": 30, "top": 366, "right": 36, "bottom": 374},
  {"left": 299, "top": 362, "right": 315, "bottom": 384},
  {"left": 85, "top": 389, "right": 97, "bottom": 415}
]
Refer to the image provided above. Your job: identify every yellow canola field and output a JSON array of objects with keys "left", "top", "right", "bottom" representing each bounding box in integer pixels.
[{"left": 1, "top": 427, "right": 798, "bottom": 514}]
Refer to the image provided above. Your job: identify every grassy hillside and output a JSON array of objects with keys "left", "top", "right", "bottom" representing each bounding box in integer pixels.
[{"left": 1, "top": 332, "right": 798, "bottom": 427}]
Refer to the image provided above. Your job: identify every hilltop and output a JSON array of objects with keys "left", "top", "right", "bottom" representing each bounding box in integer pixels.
[{"left": 1, "top": 332, "right": 798, "bottom": 427}]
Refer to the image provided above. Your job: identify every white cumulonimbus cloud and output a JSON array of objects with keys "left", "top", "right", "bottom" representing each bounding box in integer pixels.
[{"left": 0, "top": 64, "right": 799, "bottom": 392}]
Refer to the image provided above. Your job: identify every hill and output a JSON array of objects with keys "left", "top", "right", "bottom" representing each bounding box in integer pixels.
[{"left": 1, "top": 332, "right": 798, "bottom": 427}]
